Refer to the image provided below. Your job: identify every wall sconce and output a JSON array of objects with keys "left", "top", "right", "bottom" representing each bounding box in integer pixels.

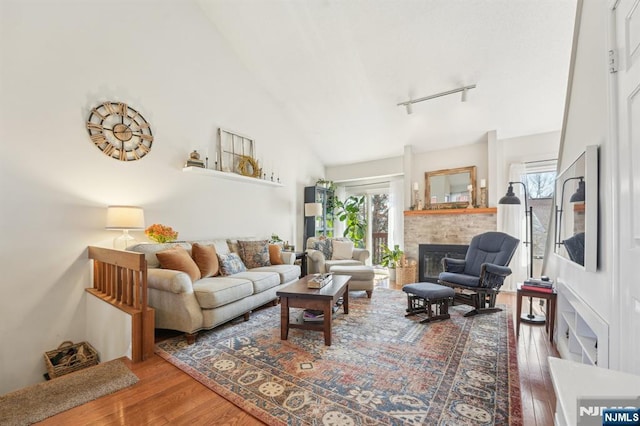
[
  {"left": 555, "top": 176, "right": 585, "bottom": 248},
  {"left": 106, "top": 205, "right": 145, "bottom": 250},
  {"left": 397, "top": 84, "right": 477, "bottom": 114}
]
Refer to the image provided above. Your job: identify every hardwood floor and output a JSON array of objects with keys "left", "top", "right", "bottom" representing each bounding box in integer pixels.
[{"left": 39, "top": 279, "right": 558, "bottom": 425}]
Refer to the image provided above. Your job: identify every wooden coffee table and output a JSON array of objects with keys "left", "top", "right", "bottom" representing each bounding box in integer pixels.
[{"left": 276, "top": 274, "right": 350, "bottom": 346}]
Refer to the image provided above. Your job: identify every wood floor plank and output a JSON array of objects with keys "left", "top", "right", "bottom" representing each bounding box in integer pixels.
[{"left": 37, "top": 279, "right": 558, "bottom": 426}]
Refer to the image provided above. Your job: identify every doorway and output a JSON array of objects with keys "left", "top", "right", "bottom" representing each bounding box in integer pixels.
[{"left": 339, "top": 181, "right": 393, "bottom": 266}]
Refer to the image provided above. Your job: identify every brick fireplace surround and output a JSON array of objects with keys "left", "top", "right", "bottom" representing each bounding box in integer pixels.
[{"left": 403, "top": 208, "right": 498, "bottom": 282}]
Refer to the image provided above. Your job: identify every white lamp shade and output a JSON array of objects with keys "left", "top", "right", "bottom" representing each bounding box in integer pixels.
[
  {"left": 304, "top": 202, "right": 323, "bottom": 217},
  {"left": 106, "top": 206, "right": 145, "bottom": 230}
]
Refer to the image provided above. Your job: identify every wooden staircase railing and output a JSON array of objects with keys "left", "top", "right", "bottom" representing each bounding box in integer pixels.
[{"left": 87, "top": 246, "right": 154, "bottom": 362}]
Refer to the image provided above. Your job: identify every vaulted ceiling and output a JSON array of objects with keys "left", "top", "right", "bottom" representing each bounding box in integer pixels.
[{"left": 198, "top": 0, "right": 577, "bottom": 166}]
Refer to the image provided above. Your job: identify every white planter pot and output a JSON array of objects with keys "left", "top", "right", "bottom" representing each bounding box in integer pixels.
[{"left": 388, "top": 268, "right": 396, "bottom": 281}]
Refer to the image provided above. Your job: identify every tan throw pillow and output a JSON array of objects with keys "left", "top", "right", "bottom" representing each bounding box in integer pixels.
[
  {"left": 237, "top": 240, "right": 271, "bottom": 269},
  {"left": 191, "top": 243, "right": 219, "bottom": 278},
  {"left": 269, "top": 244, "right": 284, "bottom": 265},
  {"left": 332, "top": 240, "right": 354, "bottom": 260},
  {"left": 156, "top": 246, "right": 201, "bottom": 282}
]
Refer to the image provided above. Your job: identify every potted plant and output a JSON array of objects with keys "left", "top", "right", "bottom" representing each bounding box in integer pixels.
[
  {"left": 315, "top": 178, "right": 336, "bottom": 191},
  {"left": 381, "top": 244, "right": 404, "bottom": 280},
  {"left": 334, "top": 195, "right": 366, "bottom": 248},
  {"left": 270, "top": 233, "right": 283, "bottom": 244}
]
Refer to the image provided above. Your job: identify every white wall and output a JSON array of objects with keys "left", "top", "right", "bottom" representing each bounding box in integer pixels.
[
  {"left": 0, "top": 0, "right": 322, "bottom": 393},
  {"left": 544, "top": 0, "right": 615, "bottom": 360},
  {"left": 326, "top": 157, "right": 403, "bottom": 183},
  {"left": 412, "top": 140, "right": 489, "bottom": 209},
  {"left": 329, "top": 132, "right": 560, "bottom": 211},
  {"left": 489, "top": 130, "right": 561, "bottom": 207},
  {"left": 86, "top": 294, "right": 132, "bottom": 362}
]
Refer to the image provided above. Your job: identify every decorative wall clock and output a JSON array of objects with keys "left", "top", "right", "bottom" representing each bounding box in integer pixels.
[{"left": 86, "top": 102, "right": 153, "bottom": 161}]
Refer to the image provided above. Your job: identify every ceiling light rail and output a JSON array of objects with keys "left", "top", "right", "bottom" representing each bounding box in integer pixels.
[{"left": 398, "top": 84, "right": 477, "bottom": 114}]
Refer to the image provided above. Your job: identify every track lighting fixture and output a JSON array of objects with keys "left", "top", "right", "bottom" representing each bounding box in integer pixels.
[
  {"left": 398, "top": 84, "right": 476, "bottom": 114},
  {"left": 406, "top": 102, "right": 413, "bottom": 115}
]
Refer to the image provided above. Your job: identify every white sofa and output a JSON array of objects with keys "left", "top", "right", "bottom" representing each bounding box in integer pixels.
[
  {"left": 305, "top": 237, "right": 370, "bottom": 274},
  {"left": 129, "top": 239, "right": 300, "bottom": 343}
]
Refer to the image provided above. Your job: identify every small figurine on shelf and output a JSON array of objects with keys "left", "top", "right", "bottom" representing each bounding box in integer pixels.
[{"left": 186, "top": 150, "right": 205, "bottom": 168}]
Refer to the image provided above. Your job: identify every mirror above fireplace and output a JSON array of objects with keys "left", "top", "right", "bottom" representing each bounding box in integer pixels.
[{"left": 425, "top": 165, "right": 477, "bottom": 209}]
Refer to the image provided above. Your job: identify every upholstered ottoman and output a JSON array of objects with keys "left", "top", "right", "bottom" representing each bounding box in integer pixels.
[
  {"left": 329, "top": 265, "right": 375, "bottom": 298},
  {"left": 403, "top": 282, "right": 455, "bottom": 323}
]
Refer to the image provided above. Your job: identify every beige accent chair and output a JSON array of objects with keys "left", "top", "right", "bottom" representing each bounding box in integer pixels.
[{"left": 305, "top": 237, "right": 370, "bottom": 274}]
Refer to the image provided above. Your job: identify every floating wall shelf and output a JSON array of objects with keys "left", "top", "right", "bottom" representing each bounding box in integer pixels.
[{"left": 182, "top": 167, "right": 283, "bottom": 187}]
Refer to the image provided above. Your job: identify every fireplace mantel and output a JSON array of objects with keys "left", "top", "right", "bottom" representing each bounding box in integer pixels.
[{"left": 404, "top": 208, "right": 497, "bottom": 216}]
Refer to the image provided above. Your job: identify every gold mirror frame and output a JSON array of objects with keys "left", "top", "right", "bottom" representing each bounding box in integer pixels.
[{"left": 424, "top": 166, "right": 477, "bottom": 209}]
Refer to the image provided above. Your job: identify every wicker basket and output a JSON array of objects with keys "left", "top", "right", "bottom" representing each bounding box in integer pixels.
[
  {"left": 44, "top": 341, "right": 99, "bottom": 379},
  {"left": 395, "top": 266, "right": 417, "bottom": 286}
]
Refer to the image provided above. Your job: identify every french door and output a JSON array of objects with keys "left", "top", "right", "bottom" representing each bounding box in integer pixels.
[{"left": 610, "top": 0, "right": 640, "bottom": 373}]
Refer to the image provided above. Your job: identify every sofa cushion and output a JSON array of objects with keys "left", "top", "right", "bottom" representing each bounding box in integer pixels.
[
  {"left": 156, "top": 246, "right": 201, "bottom": 282},
  {"left": 313, "top": 238, "right": 332, "bottom": 260},
  {"left": 231, "top": 271, "right": 280, "bottom": 294},
  {"left": 192, "top": 277, "right": 254, "bottom": 308},
  {"left": 129, "top": 242, "right": 192, "bottom": 268},
  {"left": 237, "top": 240, "right": 271, "bottom": 269},
  {"left": 253, "top": 264, "right": 300, "bottom": 284},
  {"left": 218, "top": 253, "right": 247, "bottom": 276},
  {"left": 268, "top": 244, "right": 284, "bottom": 265},
  {"left": 332, "top": 240, "right": 354, "bottom": 260},
  {"left": 439, "top": 272, "right": 481, "bottom": 288},
  {"left": 191, "top": 243, "right": 219, "bottom": 278},
  {"left": 330, "top": 265, "right": 375, "bottom": 280},
  {"left": 209, "top": 239, "right": 231, "bottom": 255}
]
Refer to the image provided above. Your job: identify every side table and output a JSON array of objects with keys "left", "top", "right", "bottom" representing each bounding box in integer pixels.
[
  {"left": 293, "top": 252, "right": 307, "bottom": 277},
  {"left": 516, "top": 283, "right": 557, "bottom": 342}
]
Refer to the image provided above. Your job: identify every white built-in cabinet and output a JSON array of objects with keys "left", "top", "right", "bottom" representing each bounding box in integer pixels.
[{"left": 555, "top": 281, "right": 608, "bottom": 368}]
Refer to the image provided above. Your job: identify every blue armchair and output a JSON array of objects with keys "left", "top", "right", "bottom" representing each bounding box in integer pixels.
[{"left": 439, "top": 231, "right": 519, "bottom": 316}]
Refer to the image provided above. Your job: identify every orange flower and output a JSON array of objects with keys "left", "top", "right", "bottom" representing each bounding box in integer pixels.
[{"left": 145, "top": 224, "right": 178, "bottom": 243}]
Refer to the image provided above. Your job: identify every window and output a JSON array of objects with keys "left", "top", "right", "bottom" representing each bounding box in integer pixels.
[{"left": 524, "top": 165, "right": 556, "bottom": 262}]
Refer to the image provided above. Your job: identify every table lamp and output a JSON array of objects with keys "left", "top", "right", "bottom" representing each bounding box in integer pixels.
[{"left": 106, "top": 205, "right": 145, "bottom": 249}]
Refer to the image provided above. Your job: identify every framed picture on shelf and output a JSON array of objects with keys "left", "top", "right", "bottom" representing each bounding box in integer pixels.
[{"left": 218, "top": 128, "right": 255, "bottom": 174}]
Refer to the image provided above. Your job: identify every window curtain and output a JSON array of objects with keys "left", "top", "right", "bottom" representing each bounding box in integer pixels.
[
  {"left": 388, "top": 179, "right": 404, "bottom": 250},
  {"left": 497, "top": 163, "right": 527, "bottom": 291},
  {"left": 333, "top": 185, "right": 346, "bottom": 238}
]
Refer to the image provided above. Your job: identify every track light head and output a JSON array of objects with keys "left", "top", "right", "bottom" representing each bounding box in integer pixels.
[
  {"left": 461, "top": 88, "right": 468, "bottom": 102},
  {"left": 406, "top": 103, "right": 413, "bottom": 114}
]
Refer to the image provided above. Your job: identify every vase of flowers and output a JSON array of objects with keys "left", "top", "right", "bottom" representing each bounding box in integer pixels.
[{"left": 145, "top": 224, "right": 178, "bottom": 243}]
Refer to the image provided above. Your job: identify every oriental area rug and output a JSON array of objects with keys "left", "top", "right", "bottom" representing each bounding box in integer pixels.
[{"left": 156, "top": 288, "right": 522, "bottom": 425}]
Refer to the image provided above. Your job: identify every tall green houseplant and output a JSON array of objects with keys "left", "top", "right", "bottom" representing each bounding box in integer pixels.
[{"left": 334, "top": 195, "right": 366, "bottom": 248}]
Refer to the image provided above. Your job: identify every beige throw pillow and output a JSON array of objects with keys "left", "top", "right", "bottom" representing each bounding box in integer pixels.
[
  {"left": 156, "top": 246, "right": 201, "bottom": 282},
  {"left": 332, "top": 240, "right": 354, "bottom": 260},
  {"left": 191, "top": 243, "right": 219, "bottom": 278}
]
